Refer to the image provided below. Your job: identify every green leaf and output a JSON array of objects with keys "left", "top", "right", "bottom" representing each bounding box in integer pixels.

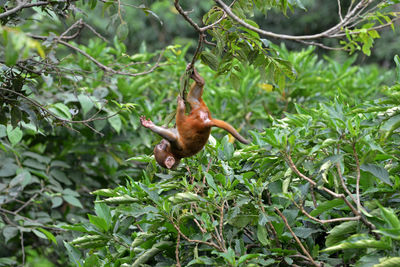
[
  {"left": 88, "top": 214, "right": 109, "bottom": 232},
  {"left": 217, "top": 247, "right": 236, "bottom": 266},
  {"left": 96, "top": 195, "right": 138, "bottom": 204},
  {"left": 381, "top": 114, "right": 400, "bottom": 140},
  {"left": 374, "top": 257, "right": 400, "bottom": 267},
  {"left": 309, "top": 198, "right": 345, "bottom": 217},
  {"left": 374, "top": 228, "right": 400, "bottom": 240},
  {"left": 7, "top": 125, "right": 23, "bottom": 146},
  {"left": 131, "top": 232, "right": 156, "bottom": 248},
  {"left": 377, "top": 204, "right": 400, "bottom": 229},
  {"left": 51, "top": 196, "right": 63, "bottom": 208},
  {"left": 238, "top": 254, "right": 264, "bottom": 265},
  {"left": 230, "top": 72, "right": 241, "bottom": 90},
  {"left": 200, "top": 51, "right": 219, "bottom": 71},
  {"left": 0, "top": 125, "right": 6, "bottom": 138},
  {"left": 3, "top": 226, "right": 18, "bottom": 243},
  {"left": 94, "top": 202, "right": 112, "bottom": 229},
  {"left": 89, "top": 0, "right": 97, "bottom": 9},
  {"left": 37, "top": 228, "right": 57, "bottom": 245},
  {"left": 49, "top": 103, "right": 72, "bottom": 120},
  {"left": 70, "top": 235, "right": 107, "bottom": 245},
  {"left": 117, "top": 22, "right": 129, "bottom": 41},
  {"left": 360, "top": 163, "right": 392, "bottom": 186},
  {"left": 63, "top": 195, "right": 83, "bottom": 209},
  {"left": 323, "top": 234, "right": 391, "bottom": 252},
  {"left": 83, "top": 254, "right": 101, "bottom": 267},
  {"left": 257, "top": 224, "right": 270, "bottom": 246},
  {"left": 63, "top": 241, "right": 82, "bottom": 265},
  {"left": 326, "top": 221, "right": 358, "bottom": 247},
  {"left": 108, "top": 114, "right": 122, "bottom": 133},
  {"left": 131, "top": 241, "right": 173, "bottom": 267},
  {"left": 394, "top": 55, "right": 400, "bottom": 83},
  {"left": 168, "top": 192, "right": 204, "bottom": 204},
  {"left": 5, "top": 36, "right": 18, "bottom": 66},
  {"left": 77, "top": 94, "right": 94, "bottom": 116},
  {"left": 205, "top": 173, "right": 218, "bottom": 192},
  {"left": 292, "top": 227, "right": 320, "bottom": 239}
]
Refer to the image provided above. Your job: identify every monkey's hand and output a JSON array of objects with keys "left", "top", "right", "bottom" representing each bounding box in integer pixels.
[
  {"left": 140, "top": 116, "right": 155, "bottom": 128},
  {"left": 186, "top": 63, "right": 194, "bottom": 72}
]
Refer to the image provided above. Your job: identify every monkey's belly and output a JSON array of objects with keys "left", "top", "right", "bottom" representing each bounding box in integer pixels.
[{"left": 174, "top": 130, "right": 210, "bottom": 158}]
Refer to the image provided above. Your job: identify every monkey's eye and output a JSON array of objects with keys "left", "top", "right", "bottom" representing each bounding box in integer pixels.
[{"left": 157, "top": 144, "right": 165, "bottom": 150}]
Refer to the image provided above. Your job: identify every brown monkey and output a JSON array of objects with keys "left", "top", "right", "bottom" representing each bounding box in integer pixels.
[{"left": 140, "top": 67, "right": 250, "bottom": 169}]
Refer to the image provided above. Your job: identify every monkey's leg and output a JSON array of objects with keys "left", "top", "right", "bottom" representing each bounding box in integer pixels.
[
  {"left": 176, "top": 95, "right": 186, "bottom": 123},
  {"left": 187, "top": 68, "right": 205, "bottom": 110},
  {"left": 140, "top": 116, "right": 178, "bottom": 142}
]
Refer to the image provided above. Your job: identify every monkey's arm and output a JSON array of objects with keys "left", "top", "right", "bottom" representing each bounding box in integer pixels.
[
  {"left": 211, "top": 119, "right": 250, "bottom": 144},
  {"left": 140, "top": 116, "right": 178, "bottom": 143}
]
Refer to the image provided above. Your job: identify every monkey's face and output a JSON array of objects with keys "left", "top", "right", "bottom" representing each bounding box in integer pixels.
[{"left": 153, "top": 139, "right": 180, "bottom": 169}]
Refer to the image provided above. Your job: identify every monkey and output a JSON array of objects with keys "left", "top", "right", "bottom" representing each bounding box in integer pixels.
[{"left": 140, "top": 66, "right": 250, "bottom": 169}]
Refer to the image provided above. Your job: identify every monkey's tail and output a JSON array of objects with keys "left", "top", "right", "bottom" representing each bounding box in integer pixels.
[{"left": 211, "top": 119, "right": 250, "bottom": 144}]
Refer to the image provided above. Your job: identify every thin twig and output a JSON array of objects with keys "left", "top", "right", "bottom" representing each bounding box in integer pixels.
[
  {"left": 27, "top": 34, "right": 164, "bottom": 77},
  {"left": 14, "top": 186, "right": 45, "bottom": 214},
  {"left": 174, "top": 0, "right": 202, "bottom": 32},
  {"left": 193, "top": 218, "right": 207, "bottom": 233},
  {"left": 0, "top": 207, "right": 63, "bottom": 232},
  {"left": 20, "top": 230, "right": 25, "bottom": 266},
  {"left": 292, "top": 200, "right": 360, "bottom": 224},
  {"left": 176, "top": 233, "right": 181, "bottom": 267},
  {"left": 275, "top": 208, "right": 320, "bottom": 267},
  {"left": 284, "top": 151, "right": 380, "bottom": 239},
  {"left": 219, "top": 201, "right": 226, "bottom": 251},
  {"left": 310, "top": 185, "right": 317, "bottom": 208},
  {"left": 171, "top": 219, "right": 222, "bottom": 251},
  {"left": 259, "top": 199, "right": 280, "bottom": 246},
  {"left": 336, "top": 162, "right": 357, "bottom": 205},
  {"left": 337, "top": 0, "right": 344, "bottom": 22},
  {"left": 352, "top": 143, "right": 361, "bottom": 212},
  {"left": 57, "top": 19, "right": 84, "bottom": 43}
]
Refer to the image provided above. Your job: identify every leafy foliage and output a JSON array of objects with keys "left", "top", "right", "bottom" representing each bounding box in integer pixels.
[
  {"left": 64, "top": 50, "right": 400, "bottom": 266},
  {"left": 1, "top": 1, "right": 400, "bottom": 266}
]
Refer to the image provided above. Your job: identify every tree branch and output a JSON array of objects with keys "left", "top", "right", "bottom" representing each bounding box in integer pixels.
[
  {"left": 283, "top": 151, "right": 379, "bottom": 239},
  {"left": 275, "top": 208, "right": 321, "bottom": 267},
  {"left": 27, "top": 34, "right": 164, "bottom": 77},
  {"left": 352, "top": 143, "right": 362, "bottom": 212},
  {"left": 0, "top": 0, "right": 78, "bottom": 19},
  {"left": 292, "top": 200, "right": 361, "bottom": 224},
  {"left": 0, "top": 87, "right": 120, "bottom": 135},
  {"left": 214, "top": 0, "right": 395, "bottom": 43}
]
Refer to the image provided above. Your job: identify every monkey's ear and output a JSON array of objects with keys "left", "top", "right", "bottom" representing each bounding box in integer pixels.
[{"left": 165, "top": 156, "right": 176, "bottom": 169}]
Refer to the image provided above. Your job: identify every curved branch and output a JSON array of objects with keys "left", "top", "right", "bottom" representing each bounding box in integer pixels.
[
  {"left": 28, "top": 34, "right": 164, "bottom": 77},
  {"left": 283, "top": 151, "right": 379, "bottom": 239},
  {"left": 0, "top": 87, "right": 120, "bottom": 135},
  {"left": 214, "top": 0, "right": 391, "bottom": 41},
  {"left": 275, "top": 208, "right": 321, "bottom": 267},
  {"left": 0, "top": 0, "right": 77, "bottom": 19}
]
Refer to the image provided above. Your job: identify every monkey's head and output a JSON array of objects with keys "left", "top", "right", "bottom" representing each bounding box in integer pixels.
[{"left": 153, "top": 139, "right": 180, "bottom": 169}]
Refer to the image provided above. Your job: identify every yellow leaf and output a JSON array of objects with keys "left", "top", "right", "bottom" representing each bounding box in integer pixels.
[
  {"left": 258, "top": 83, "right": 273, "bottom": 92},
  {"left": 228, "top": 133, "right": 235, "bottom": 143}
]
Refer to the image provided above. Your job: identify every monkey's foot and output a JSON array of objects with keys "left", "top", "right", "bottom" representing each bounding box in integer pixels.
[
  {"left": 177, "top": 95, "right": 185, "bottom": 109},
  {"left": 190, "top": 68, "right": 205, "bottom": 85},
  {"left": 140, "top": 116, "right": 154, "bottom": 128}
]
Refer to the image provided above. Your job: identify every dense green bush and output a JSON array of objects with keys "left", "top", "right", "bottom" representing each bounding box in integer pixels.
[{"left": 62, "top": 49, "right": 400, "bottom": 266}]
